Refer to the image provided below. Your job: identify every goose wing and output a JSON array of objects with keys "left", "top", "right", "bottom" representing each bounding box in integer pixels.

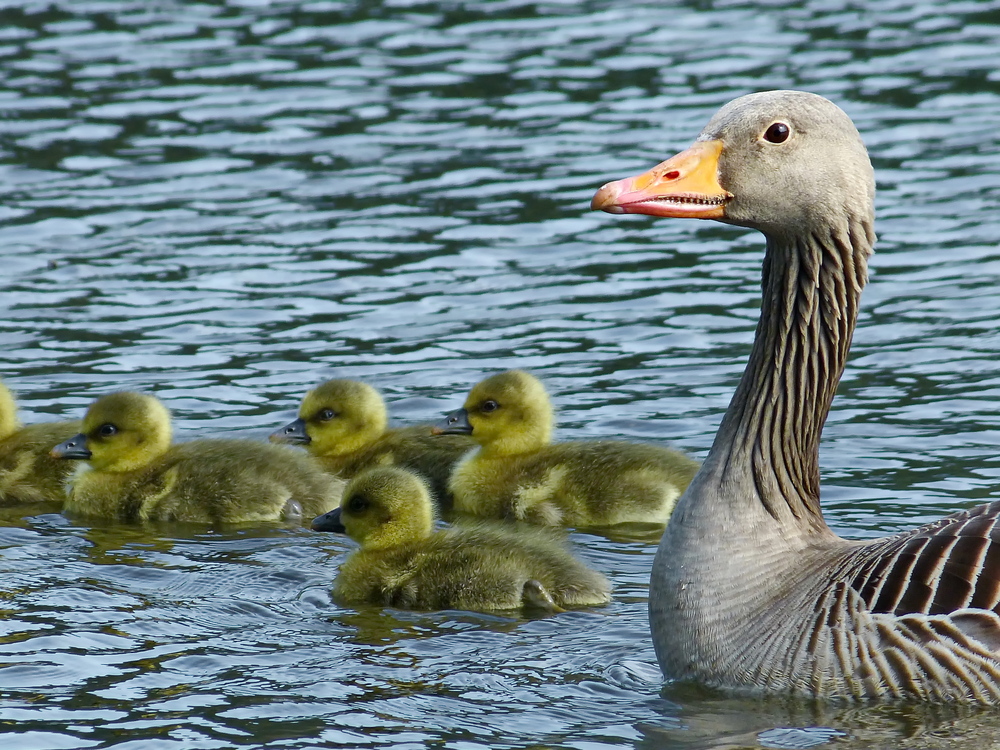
[
  {"left": 789, "top": 502, "right": 1000, "bottom": 699},
  {"left": 850, "top": 501, "right": 1000, "bottom": 629}
]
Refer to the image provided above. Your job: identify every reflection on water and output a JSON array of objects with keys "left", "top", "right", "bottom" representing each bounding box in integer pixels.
[
  {"left": 2, "top": 0, "right": 1000, "bottom": 747},
  {"left": 641, "top": 688, "right": 1000, "bottom": 749}
]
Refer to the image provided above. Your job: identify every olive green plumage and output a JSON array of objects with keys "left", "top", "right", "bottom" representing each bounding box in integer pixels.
[
  {"left": 437, "top": 370, "right": 699, "bottom": 527},
  {"left": 330, "top": 466, "right": 611, "bottom": 613},
  {"left": 0, "top": 380, "right": 80, "bottom": 505},
  {"left": 52, "top": 391, "right": 343, "bottom": 524},
  {"left": 270, "top": 379, "right": 474, "bottom": 508}
]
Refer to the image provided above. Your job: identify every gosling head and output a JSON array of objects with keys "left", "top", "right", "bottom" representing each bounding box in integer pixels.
[
  {"left": 433, "top": 370, "right": 553, "bottom": 455},
  {"left": 0, "top": 380, "right": 20, "bottom": 440},
  {"left": 51, "top": 391, "right": 172, "bottom": 472},
  {"left": 271, "top": 379, "right": 388, "bottom": 457},
  {"left": 312, "top": 467, "right": 434, "bottom": 551}
]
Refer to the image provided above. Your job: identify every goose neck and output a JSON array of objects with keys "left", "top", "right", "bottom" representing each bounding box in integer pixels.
[{"left": 706, "top": 217, "right": 874, "bottom": 529}]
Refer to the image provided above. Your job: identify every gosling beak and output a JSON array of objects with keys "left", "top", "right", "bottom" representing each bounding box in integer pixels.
[
  {"left": 311, "top": 506, "right": 345, "bottom": 533},
  {"left": 432, "top": 408, "right": 472, "bottom": 436},
  {"left": 51, "top": 433, "right": 92, "bottom": 460},
  {"left": 590, "top": 139, "right": 731, "bottom": 219},
  {"left": 270, "top": 417, "right": 311, "bottom": 445}
]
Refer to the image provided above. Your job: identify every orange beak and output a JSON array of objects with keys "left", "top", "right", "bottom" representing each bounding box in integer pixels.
[{"left": 591, "top": 139, "right": 731, "bottom": 219}]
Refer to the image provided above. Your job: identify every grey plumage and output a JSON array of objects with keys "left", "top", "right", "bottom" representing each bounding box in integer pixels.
[{"left": 594, "top": 89, "right": 1000, "bottom": 701}]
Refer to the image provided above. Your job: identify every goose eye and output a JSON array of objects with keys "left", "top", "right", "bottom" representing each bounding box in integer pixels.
[
  {"left": 763, "top": 122, "right": 790, "bottom": 144},
  {"left": 480, "top": 400, "right": 499, "bottom": 413},
  {"left": 318, "top": 408, "right": 336, "bottom": 421},
  {"left": 347, "top": 495, "right": 367, "bottom": 514},
  {"left": 98, "top": 423, "right": 118, "bottom": 437}
]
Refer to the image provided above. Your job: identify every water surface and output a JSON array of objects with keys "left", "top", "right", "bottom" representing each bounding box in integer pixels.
[{"left": 3, "top": 0, "right": 1000, "bottom": 747}]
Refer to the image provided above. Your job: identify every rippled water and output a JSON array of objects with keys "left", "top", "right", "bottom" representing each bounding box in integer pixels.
[{"left": 3, "top": 0, "right": 1000, "bottom": 747}]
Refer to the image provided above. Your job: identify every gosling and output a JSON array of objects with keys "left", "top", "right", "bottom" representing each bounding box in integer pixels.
[
  {"left": 434, "top": 370, "right": 699, "bottom": 527},
  {"left": 317, "top": 466, "right": 611, "bottom": 614},
  {"left": 0, "top": 379, "right": 80, "bottom": 505},
  {"left": 51, "top": 391, "right": 343, "bottom": 524},
  {"left": 270, "top": 379, "right": 473, "bottom": 508}
]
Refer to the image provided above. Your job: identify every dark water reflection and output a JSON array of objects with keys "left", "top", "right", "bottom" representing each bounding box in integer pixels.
[{"left": 2, "top": 0, "right": 1000, "bottom": 747}]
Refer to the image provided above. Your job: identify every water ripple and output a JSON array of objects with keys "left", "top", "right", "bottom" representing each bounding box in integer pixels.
[{"left": 2, "top": 0, "right": 1000, "bottom": 747}]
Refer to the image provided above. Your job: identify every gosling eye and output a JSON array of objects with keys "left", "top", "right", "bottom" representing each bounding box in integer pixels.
[
  {"left": 480, "top": 400, "right": 499, "bottom": 413},
  {"left": 318, "top": 408, "right": 336, "bottom": 421},
  {"left": 346, "top": 495, "right": 368, "bottom": 514},
  {"left": 98, "top": 423, "right": 118, "bottom": 438},
  {"left": 762, "top": 122, "right": 791, "bottom": 144}
]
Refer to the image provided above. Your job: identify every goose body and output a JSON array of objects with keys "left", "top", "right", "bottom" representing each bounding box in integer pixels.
[
  {"left": 323, "top": 466, "right": 611, "bottom": 613},
  {"left": 594, "top": 89, "right": 1000, "bottom": 701},
  {"left": 270, "top": 379, "right": 473, "bottom": 509},
  {"left": 435, "top": 370, "right": 698, "bottom": 526},
  {"left": 0, "top": 380, "right": 80, "bottom": 505},
  {"left": 53, "top": 392, "right": 342, "bottom": 524}
]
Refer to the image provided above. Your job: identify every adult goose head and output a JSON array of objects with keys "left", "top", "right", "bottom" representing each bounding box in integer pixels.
[{"left": 594, "top": 90, "right": 1000, "bottom": 702}]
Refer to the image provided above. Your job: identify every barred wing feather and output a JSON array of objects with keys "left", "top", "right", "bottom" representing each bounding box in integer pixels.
[{"left": 851, "top": 502, "right": 1000, "bottom": 619}]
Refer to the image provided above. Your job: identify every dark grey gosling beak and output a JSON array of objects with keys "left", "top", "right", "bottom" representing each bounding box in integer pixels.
[
  {"left": 311, "top": 506, "right": 345, "bottom": 533},
  {"left": 270, "top": 417, "right": 311, "bottom": 445},
  {"left": 431, "top": 408, "right": 472, "bottom": 436},
  {"left": 50, "top": 433, "right": 92, "bottom": 460}
]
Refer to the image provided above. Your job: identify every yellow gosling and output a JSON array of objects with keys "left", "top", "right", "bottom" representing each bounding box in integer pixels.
[
  {"left": 318, "top": 466, "right": 611, "bottom": 614},
  {"left": 52, "top": 391, "right": 343, "bottom": 524},
  {"left": 0, "top": 379, "right": 80, "bottom": 505},
  {"left": 270, "top": 379, "right": 473, "bottom": 508},
  {"left": 434, "top": 370, "right": 699, "bottom": 527}
]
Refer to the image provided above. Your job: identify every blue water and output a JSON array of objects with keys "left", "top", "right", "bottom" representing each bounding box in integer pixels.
[{"left": 3, "top": 0, "right": 1000, "bottom": 747}]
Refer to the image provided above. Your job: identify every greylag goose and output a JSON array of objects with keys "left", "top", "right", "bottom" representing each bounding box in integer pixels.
[
  {"left": 52, "top": 391, "right": 343, "bottom": 524},
  {"left": 319, "top": 466, "right": 611, "bottom": 613},
  {"left": 434, "top": 369, "right": 699, "bottom": 526},
  {"left": 270, "top": 378, "right": 473, "bottom": 510},
  {"left": 592, "top": 90, "right": 1000, "bottom": 701}
]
